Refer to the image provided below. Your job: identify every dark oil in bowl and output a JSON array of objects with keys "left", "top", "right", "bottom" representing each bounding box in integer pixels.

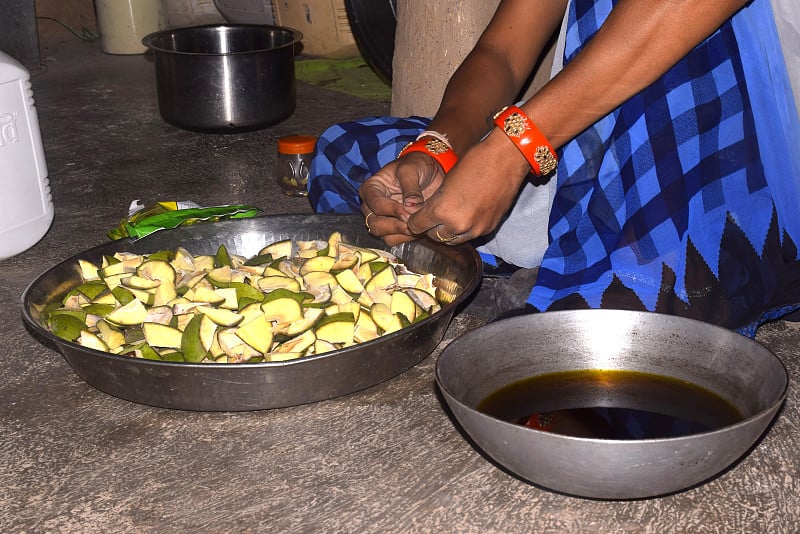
[{"left": 476, "top": 369, "right": 744, "bottom": 440}]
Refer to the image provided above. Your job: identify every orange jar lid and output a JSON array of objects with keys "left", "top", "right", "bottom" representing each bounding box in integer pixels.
[{"left": 278, "top": 135, "right": 317, "bottom": 154}]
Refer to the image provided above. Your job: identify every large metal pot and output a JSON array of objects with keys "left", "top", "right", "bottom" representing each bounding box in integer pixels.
[{"left": 142, "top": 24, "right": 302, "bottom": 133}]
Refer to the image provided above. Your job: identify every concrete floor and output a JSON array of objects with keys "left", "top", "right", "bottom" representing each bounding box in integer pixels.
[{"left": 2, "top": 37, "right": 799, "bottom": 532}]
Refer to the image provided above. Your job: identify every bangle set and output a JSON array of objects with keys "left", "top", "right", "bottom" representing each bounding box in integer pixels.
[
  {"left": 398, "top": 134, "right": 458, "bottom": 173},
  {"left": 416, "top": 130, "right": 452, "bottom": 148},
  {"left": 492, "top": 105, "right": 558, "bottom": 176},
  {"left": 396, "top": 109, "right": 557, "bottom": 178}
]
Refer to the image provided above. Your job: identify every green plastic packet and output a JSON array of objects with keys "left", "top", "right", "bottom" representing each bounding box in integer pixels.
[{"left": 108, "top": 201, "right": 262, "bottom": 241}]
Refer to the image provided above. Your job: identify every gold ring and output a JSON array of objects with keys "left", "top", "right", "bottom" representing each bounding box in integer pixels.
[
  {"left": 435, "top": 227, "right": 460, "bottom": 243},
  {"left": 365, "top": 211, "right": 374, "bottom": 232}
]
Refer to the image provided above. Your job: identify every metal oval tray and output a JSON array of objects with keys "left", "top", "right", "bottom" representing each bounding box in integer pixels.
[{"left": 22, "top": 214, "right": 482, "bottom": 411}]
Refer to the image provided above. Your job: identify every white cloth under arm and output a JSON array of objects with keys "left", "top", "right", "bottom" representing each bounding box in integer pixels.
[{"left": 771, "top": 0, "right": 800, "bottom": 113}]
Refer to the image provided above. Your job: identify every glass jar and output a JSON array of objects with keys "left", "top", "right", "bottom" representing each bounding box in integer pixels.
[{"left": 277, "top": 135, "right": 317, "bottom": 197}]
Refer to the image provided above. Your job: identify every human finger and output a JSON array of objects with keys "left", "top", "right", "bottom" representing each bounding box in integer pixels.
[
  {"left": 394, "top": 152, "right": 445, "bottom": 214},
  {"left": 430, "top": 224, "right": 469, "bottom": 246}
]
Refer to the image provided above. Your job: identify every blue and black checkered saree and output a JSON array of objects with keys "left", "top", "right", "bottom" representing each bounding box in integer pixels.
[{"left": 307, "top": 0, "right": 800, "bottom": 336}]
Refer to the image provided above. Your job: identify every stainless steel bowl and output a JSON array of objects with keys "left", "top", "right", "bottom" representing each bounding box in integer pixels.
[
  {"left": 22, "top": 214, "right": 481, "bottom": 411},
  {"left": 435, "top": 310, "right": 788, "bottom": 499},
  {"left": 142, "top": 24, "right": 302, "bottom": 133}
]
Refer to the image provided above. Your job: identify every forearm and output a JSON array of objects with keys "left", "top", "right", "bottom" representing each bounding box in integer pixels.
[
  {"left": 425, "top": 0, "right": 569, "bottom": 155},
  {"left": 426, "top": 47, "right": 523, "bottom": 155},
  {"left": 520, "top": 0, "right": 750, "bottom": 148}
]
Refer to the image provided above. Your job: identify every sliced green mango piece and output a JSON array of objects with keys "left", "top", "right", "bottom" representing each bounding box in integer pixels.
[
  {"left": 78, "top": 330, "right": 109, "bottom": 352},
  {"left": 302, "top": 271, "right": 337, "bottom": 290},
  {"left": 214, "top": 244, "right": 233, "bottom": 268},
  {"left": 243, "top": 253, "right": 273, "bottom": 266},
  {"left": 106, "top": 298, "right": 148, "bottom": 326},
  {"left": 126, "top": 287, "right": 156, "bottom": 306},
  {"left": 170, "top": 247, "right": 195, "bottom": 272},
  {"left": 96, "top": 320, "right": 126, "bottom": 350},
  {"left": 146, "top": 249, "right": 174, "bottom": 262},
  {"left": 260, "top": 297, "right": 303, "bottom": 324},
  {"left": 230, "top": 281, "right": 265, "bottom": 304},
  {"left": 390, "top": 290, "right": 418, "bottom": 323},
  {"left": 82, "top": 303, "right": 117, "bottom": 318},
  {"left": 216, "top": 327, "right": 260, "bottom": 362},
  {"left": 299, "top": 255, "right": 336, "bottom": 275},
  {"left": 315, "top": 312, "right": 355, "bottom": 345},
  {"left": 121, "top": 275, "right": 161, "bottom": 290},
  {"left": 370, "top": 303, "right": 403, "bottom": 334},
  {"left": 262, "top": 287, "right": 312, "bottom": 304},
  {"left": 137, "top": 259, "right": 176, "bottom": 284},
  {"left": 111, "top": 286, "right": 136, "bottom": 306},
  {"left": 48, "top": 313, "right": 86, "bottom": 341},
  {"left": 196, "top": 306, "right": 244, "bottom": 327},
  {"left": 365, "top": 264, "right": 397, "bottom": 292},
  {"left": 259, "top": 239, "right": 293, "bottom": 260},
  {"left": 314, "top": 339, "right": 338, "bottom": 354},
  {"left": 75, "top": 280, "right": 109, "bottom": 300},
  {"left": 91, "top": 291, "right": 119, "bottom": 306},
  {"left": 181, "top": 314, "right": 209, "bottom": 363},
  {"left": 235, "top": 314, "right": 274, "bottom": 353},
  {"left": 77, "top": 259, "right": 100, "bottom": 281},
  {"left": 142, "top": 322, "right": 183, "bottom": 349},
  {"left": 257, "top": 275, "right": 302, "bottom": 293},
  {"left": 272, "top": 329, "right": 315, "bottom": 354},
  {"left": 283, "top": 307, "right": 324, "bottom": 337},
  {"left": 138, "top": 343, "right": 161, "bottom": 360},
  {"left": 159, "top": 351, "right": 185, "bottom": 362},
  {"left": 335, "top": 269, "right": 365, "bottom": 294}
]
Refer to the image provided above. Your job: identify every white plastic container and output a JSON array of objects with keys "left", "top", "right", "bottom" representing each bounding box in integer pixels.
[{"left": 0, "top": 50, "right": 53, "bottom": 259}]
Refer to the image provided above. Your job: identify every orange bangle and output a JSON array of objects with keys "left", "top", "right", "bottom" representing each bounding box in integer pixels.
[
  {"left": 398, "top": 138, "right": 458, "bottom": 173},
  {"left": 493, "top": 105, "right": 558, "bottom": 176}
]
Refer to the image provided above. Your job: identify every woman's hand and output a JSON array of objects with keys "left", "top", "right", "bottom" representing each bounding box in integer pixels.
[
  {"left": 406, "top": 129, "right": 531, "bottom": 245},
  {"left": 359, "top": 151, "right": 446, "bottom": 245}
]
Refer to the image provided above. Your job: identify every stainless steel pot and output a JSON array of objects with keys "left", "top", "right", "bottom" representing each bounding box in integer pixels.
[{"left": 142, "top": 24, "right": 302, "bottom": 133}]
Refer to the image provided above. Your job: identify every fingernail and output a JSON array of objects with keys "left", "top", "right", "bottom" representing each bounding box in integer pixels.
[{"left": 404, "top": 194, "right": 423, "bottom": 207}]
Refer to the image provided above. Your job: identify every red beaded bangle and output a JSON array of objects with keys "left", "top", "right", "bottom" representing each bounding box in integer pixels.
[
  {"left": 398, "top": 138, "right": 458, "bottom": 173},
  {"left": 493, "top": 105, "right": 558, "bottom": 176}
]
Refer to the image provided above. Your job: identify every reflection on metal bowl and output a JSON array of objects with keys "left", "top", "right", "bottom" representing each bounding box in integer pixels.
[
  {"left": 436, "top": 309, "right": 788, "bottom": 500},
  {"left": 22, "top": 214, "right": 481, "bottom": 411},
  {"left": 142, "top": 24, "right": 302, "bottom": 133}
]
